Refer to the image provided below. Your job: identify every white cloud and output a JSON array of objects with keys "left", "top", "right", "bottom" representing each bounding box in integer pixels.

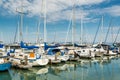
[
  {"left": 78, "top": 0, "right": 105, "bottom": 5},
  {"left": 104, "top": 5, "right": 120, "bottom": 16},
  {"left": 88, "top": 5, "right": 120, "bottom": 17},
  {"left": 0, "top": 0, "right": 2, "bottom": 5},
  {"left": 0, "top": 0, "right": 106, "bottom": 21},
  {"left": 47, "top": 9, "right": 89, "bottom": 22}
]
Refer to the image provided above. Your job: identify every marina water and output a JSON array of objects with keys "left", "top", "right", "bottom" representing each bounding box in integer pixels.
[{"left": 1, "top": 56, "right": 120, "bottom": 80}]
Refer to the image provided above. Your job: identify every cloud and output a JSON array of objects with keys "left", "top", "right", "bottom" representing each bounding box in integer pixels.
[
  {"left": 88, "top": 5, "right": 120, "bottom": 17},
  {"left": 47, "top": 9, "right": 89, "bottom": 22},
  {"left": 0, "top": 0, "right": 2, "bottom": 5},
  {"left": 104, "top": 5, "right": 120, "bottom": 16},
  {"left": 77, "top": 0, "right": 105, "bottom": 5},
  {"left": 0, "top": 0, "right": 106, "bottom": 21}
]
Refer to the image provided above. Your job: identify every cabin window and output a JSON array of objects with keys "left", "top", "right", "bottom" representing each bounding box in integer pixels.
[
  {"left": 83, "top": 50, "right": 85, "bottom": 52},
  {"left": 52, "top": 49, "right": 60, "bottom": 53},
  {"left": 0, "top": 53, "right": 2, "bottom": 56}
]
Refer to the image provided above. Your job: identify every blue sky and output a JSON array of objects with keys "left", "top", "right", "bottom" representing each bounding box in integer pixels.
[{"left": 0, "top": 0, "right": 120, "bottom": 43}]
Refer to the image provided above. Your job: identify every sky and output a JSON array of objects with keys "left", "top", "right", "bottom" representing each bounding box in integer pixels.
[{"left": 0, "top": 0, "right": 120, "bottom": 44}]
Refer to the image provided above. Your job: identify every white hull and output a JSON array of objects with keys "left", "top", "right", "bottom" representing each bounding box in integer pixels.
[
  {"left": 75, "top": 48, "right": 95, "bottom": 58},
  {"left": 35, "top": 58, "right": 49, "bottom": 66},
  {"left": 46, "top": 54, "right": 69, "bottom": 62},
  {"left": 104, "top": 50, "right": 117, "bottom": 56},
  {"left": 57, "top": 55, "right": 69, "bottom": 62},
  {"left": 9, "top": 57, "right": 49, "bottom": 67}
]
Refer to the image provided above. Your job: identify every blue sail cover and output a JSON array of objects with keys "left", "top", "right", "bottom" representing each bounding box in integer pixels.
[
  {"left": 0, "top": 44, "right": 4, "bottom": 48},
  {"left": 44, "top": 42, "right": 58, "bottom": 51},
  {"left": 20, "top": 41, "right": 39, "bottom": 49},
  {"left": 47, "top": 48, "right": 60, "bottom": 55},
  {"left": 47, "top": 48, "right": 64, "bottom": 56}
]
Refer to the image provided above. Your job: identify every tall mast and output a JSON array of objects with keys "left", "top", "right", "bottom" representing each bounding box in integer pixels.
[
  {"left": 26, "top": 26, "right": 28, "bottom": 42},
  {"left": 13, "top": 24, "right": 18, "bottom": 43},
  {"left": 104, "top": 18, "right": 112, "bottom": 43},
  {"left": 20, "top": 0, "right": 23, "bottom": 41},
  {"left": 114, "top": 27, "right": 120, "bottom": 43},
  {"left": 37, "top": 24, "right": 40, "bottom": 43},
  {"left": 17, "top": 22, "right": 20, "bottom": 43},
  {"left": 72, "top": 3, "right": 75, "bottom": 47},
  {"left": 0, "top": 32, "right": 3, "bottom": 42},
  {"left": 80, "top": 16, "right": 83, "bottom": 45},
  {"left": 16, "top": 0, "right": 24, "bottom": 42},
  {"left": 43, "top": 0, "right": 47, "bottom": 43},
  {"left": 111, "top": 22, "right": 113, "bottom": 43},
  {"left": 16, "top": 0, "right": 24, "bottom": 41},
  {"left": 65, "top": 13, "right": 72, "bottom": 44},
  {"left": 100, "top": 16, "right": 103, "bottom": 43},
  {"left": 53, "top": 26, "right": 56, "bottom": 43}
]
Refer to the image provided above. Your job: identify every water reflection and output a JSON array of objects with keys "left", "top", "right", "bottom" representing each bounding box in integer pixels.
[
  {"left": 1, "top": 56, "right": 120, "bottom": 80},
  {"left": 0, "top": 71, "right": 11, "bottom": 80}
]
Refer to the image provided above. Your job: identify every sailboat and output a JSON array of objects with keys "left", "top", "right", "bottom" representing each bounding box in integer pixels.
[
  {"left": 102, "top": 18, "right": 117, "bottom": 56},
  {"left": 0, "top": 43, "right": 11, "bottom": 71},
  {"left": 75, "top": 16, "right": 95, "bottom": 59},
  {"left": 46, "top": 47, "right": 69, "bottom": 63},
  {"left": 9, "top": 41, "right": 49, "bottom": 67},
  {"left": 9, "top": 0, "right": 49, "bottom": 67}
]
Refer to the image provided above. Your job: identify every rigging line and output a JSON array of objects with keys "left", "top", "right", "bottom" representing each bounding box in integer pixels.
[
  {"left": 36, "top": 0, "right": 44, "bottom": 44},
  {"left": 43, "top": 0, "right": 47, "bottom": 42},
  {"left": 39, "top": 0, "right": 44, "bottom": 18},
  {"left": 53, "top": 26, "right": 56, "bottom": 43},
  {"left": 65, "top": 3, "right": 75, "bottom": 44},
  {"left": 92, "top": 18, "right": 101, "bottom": 45},
  {"left": 113, "top": 27, "right": 120, "bottom": 43},
  {"left": 72, "top": 2, "right": 76, "bottom": 47},
  {"left": 13, "top": 24, "right": 18, "bottom": 43},
  {"left": 36, "top": 17, "right": 41, "bottom": 43},
  {"left": 20, "top": 0, "right": 23, "bottom": 41},
  {"left": 104, "top": 18, "right": 113, "bottom": 43},
  {"left": 65, "top": 12, "right": 73, "bottom": 43}
]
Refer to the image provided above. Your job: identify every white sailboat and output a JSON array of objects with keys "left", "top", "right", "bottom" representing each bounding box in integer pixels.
[
  {"left": 75, "top": 16, "right": 95, "bottom": 58},
  {"left": 9, "top": 0, "right": 49, "bottom": 67},
  {"left": 46, "top": 48, "right": 69, "bottom": 63}
]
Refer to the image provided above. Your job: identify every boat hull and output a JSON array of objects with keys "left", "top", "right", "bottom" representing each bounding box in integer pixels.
[{"left": 0, "top": 62, "right": 11, "bottom": 71}]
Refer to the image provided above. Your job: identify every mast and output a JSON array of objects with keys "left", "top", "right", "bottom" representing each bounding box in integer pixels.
[
  {"left": 16, "top": 0, "right": 24, "bottom": 41},
  {"left": 92, "top": 18, "right": 101, "bottom": 45},
  {"left": 26, "top": 26, "right": 28, "bottom": 42},
  {"left": 111, "top": 22, "right": 113, "bottom": 43},
  {"left": 100, "top": 16, "right": 103, "bottom": 43},
  {"left": 65, "top": 12, "right": 72, "bottom": 44},
  {"left": 17, "top": 22, "right": 20, "bottom": 43},
  {"left": 53, "top": 26, "right": 56, "bottom": 43},
  {"left": 16, "top": 0, "right": 25, "bottom": 42},
  {"left": 13, "top": 24, "right": 18, "bottom": 43},
  {"left": 36, "top": 24, "right": 40, "bottom": 43},
  {"left": 0, "top": 32, "right": 3, "bottom": 42},
  {"left": 43, "top": 0, "right": 47, "bottom": 43},
  {"left": 72, "top": 3, "right": 75, "bottom": 47},
  {"left": 114, "top": 27, "right": 120, "bottom": 43},
  {"left": 80, "top": 16, "right": 83, "bottom": 45},
  {"left": 20, "top": 0, "right": 23, "bottom": 41},
  {"left": 104, "top": 18, "right": 112, "bottom": 43}
]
